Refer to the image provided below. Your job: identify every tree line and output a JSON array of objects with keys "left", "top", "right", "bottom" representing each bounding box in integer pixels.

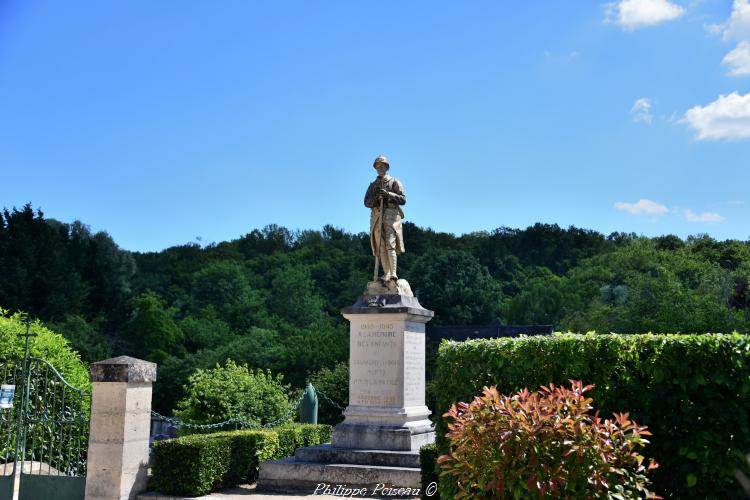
[{"left": 2, "top": 203, "right": 749, "bottom": 413}]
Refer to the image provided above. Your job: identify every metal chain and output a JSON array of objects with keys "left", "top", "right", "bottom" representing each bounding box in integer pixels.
[
  {"left": 151, "top": 390, "right": 306, "bottom": 431},
  {"left": 313, "top": 387, "right": 346, "bottom": 411}
]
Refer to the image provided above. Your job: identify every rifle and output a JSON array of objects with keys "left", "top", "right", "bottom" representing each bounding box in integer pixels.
[{"left": 372, "top": 177, "right": 386, "bottom": 281}]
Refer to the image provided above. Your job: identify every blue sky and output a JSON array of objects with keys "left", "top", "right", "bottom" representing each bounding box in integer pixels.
[{"left": 1, "top": 0, "right": 749, "bottom": 251}]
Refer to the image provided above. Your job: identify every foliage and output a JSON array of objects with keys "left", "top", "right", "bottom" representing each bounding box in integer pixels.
[
  {"left": 407, "top": 249, "right": 503, "bottom": 326},
  {"left": 438, "top": 381, "right": 659, "bottom": 499},
  {"left": 0, "top": 310, "right": 90, "bottom": 390},
  {"left": 0, "top": 311, "right": 91, "bottom": 476},
  {"left": 299, "top": 421, "right": 332, "bottom": 445},
  {"left": 0, "top": 205, "right": 134, "bottom": 322},
  {"left": 274, "top": 424, "right": 305, "bottom": 458},
  {"left": 419, "top": 443, "right": 439, "bottom": 500},
  {"left": 434, "top": 334, "right": 750, "bottom": 498},
  {"left": 175, "top": 360, "right": 294, "bottom": 428},
  {"left": 150, "top": 423, "right": 332, "bottom": 496},
  {"left": 124, "top": 291, "right": 184, "bottom": 363},
  {"left": 309, "top": 362, "right": 349, "bottom": 424},
  {"left": 150, "top": 430, "right": 277, "bottom": 496},
  {"left": 274, "top": 423, "right": 332, "bottom": 457},
  {"left": 9, "top": 203, "right": 750, "bottom": 425},
  {"left": 47, "top": 314, "right": 112, "bottom": 362}
]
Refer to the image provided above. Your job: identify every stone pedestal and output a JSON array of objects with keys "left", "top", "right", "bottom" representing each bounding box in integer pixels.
[
  {"left": 85, "top": 356, "right": 156, "bottom": 500},
  {"left": 333, "top": 293, "right": 434, "bottom": 451}
]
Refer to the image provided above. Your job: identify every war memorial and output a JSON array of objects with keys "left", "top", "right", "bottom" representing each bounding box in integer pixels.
[{"left": 257, "top": 155, "right": 435, "bottom": 493}]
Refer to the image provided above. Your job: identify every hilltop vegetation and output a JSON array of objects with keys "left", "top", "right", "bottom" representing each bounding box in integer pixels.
[{"left": 2, "top": 204, "right": 750, "bottom": 412}]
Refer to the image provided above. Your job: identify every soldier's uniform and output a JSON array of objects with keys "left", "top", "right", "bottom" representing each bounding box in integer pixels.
[{"left": 364, "top": 157, "right": 406, "bottom": 281}]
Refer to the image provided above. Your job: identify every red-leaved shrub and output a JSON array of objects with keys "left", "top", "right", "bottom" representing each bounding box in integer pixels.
[{"left": 438, "top": 380, "right": 660, "bottom": 499}]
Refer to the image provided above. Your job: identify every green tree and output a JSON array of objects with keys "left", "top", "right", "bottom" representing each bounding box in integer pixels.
[
  {"left": 124, "top": 291, "right": 184, "bottom": 362},
  {"left": 189, "top": 260, "right": 266, "bottom": 329},
  {"left": 408, "top": 250, "right": 502, "bottom": 325},
  {"left": 175, "top": 360, "right": 293, "bottom": 427},
  {"left": 502, "top": 267, "right": 567, "bottom": 325},
  {"left": 48, "top": 314, "right": 112, "bottom": 362}
]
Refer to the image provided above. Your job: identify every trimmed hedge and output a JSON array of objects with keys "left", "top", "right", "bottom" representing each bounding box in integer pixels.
[
  {"left": 299, "top": 421, "right": 332, "bottom": 445},
  {"left": 435, "top": 333, "right": 750, "bottom": 499},
  {"left": 419, "top": 443, "right": 438, "bottom": 500},
  {"left": 151, "top": 423, "right": 331, "bottom": 496}
]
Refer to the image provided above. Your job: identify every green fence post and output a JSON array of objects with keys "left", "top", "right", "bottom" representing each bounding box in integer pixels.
[{"left": 299, "top": 383, "right": 318, "bottom": 424}]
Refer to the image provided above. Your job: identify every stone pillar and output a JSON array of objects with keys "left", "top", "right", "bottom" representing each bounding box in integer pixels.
[
  {"left": 332, "top": 293, "right": 434, "bottom": 451},
  {"left": 85, "top": 356, "right": 156, "bottom": 500}
]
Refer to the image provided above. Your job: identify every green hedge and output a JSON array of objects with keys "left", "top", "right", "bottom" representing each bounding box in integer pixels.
[
  {"left": 419, "top": 443, "right": 438, "bottom": 500},
  {"left": 434, "top": 333, "right": 750, "bottom": 499},
  {"left": 151, "top": 423, "right": 331, "bottom": 496}
]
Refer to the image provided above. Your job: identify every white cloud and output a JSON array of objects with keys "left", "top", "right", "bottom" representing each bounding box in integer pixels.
[
  {"left": 614, "top": 199, "right": 669, "bottom": 215},
  {"left": 631, "top": 97, "right": 654, "bottom": 123},
  {"left": 723, "top": 41, "right": 750, "bottom": 76},
  {"left": 605, "top": 0, "right": 686, "bottom": 30},
  {"left": 710, "top": 1, "right": 750, "bottom": 76},
  {"left": 683, "top": 91, "right": 750, "bottom": 140},
  {"left": 720, "top": 0, "right": 750, "bottom": 42},
  {"left": 684, "top": 209, "right": 724, "bottom": 222}
]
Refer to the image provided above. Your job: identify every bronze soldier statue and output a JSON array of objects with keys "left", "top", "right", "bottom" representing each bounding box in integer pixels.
[{"left": 364, "top": 155, "right": 406, "bottom": 282}]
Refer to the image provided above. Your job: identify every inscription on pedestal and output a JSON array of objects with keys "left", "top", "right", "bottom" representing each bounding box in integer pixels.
[
  {"left": 403, "top": 331, "right": 424, "bottom": 406},
  {"left": 351, "top": 321, "right": 402, "bottom": 407}
]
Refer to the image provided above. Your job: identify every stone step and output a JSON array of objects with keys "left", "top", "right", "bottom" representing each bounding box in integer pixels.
[
  {"left": 257, "top": 457, "right": 422, "bottom": 496},
  {"left": 295, "top": 444, "right": 421, "bottom": 468}
]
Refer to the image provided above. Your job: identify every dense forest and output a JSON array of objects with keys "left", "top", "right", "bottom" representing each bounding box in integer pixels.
[{"left": 2, "top": 204, "right": 750, "bottom": 413}]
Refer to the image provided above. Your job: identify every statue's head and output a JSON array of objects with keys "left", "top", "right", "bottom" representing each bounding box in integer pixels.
[{"left": 373, "top": 155, "right": 389, "bottom": 176}]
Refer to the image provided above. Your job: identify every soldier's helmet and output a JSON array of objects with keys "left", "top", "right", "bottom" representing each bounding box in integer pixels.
[{"left": 373, "top": 155, "right": 389, "bottom": 167}]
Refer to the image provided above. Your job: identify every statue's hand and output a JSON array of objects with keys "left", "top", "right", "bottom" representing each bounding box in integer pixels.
[{"left": 378, "top": 188, "right": 390, "bottom": 199}]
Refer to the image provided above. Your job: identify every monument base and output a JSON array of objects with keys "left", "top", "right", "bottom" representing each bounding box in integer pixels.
[
  {"left": 365, "top": 278, "right": 414, "bottom": 297},
  {"left": 257, "top": 444, "right": 422, "bottom": 494},
  {"left": 332, "top": 421, "right": 434, "bottom": 452}
]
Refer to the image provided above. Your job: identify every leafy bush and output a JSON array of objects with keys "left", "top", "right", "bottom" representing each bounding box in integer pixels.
[
  {"left": 0, "top": 310, "right": 89, "bottom": 390},
  {"left": 434, "top": 333, "right": 750, "bottom": 498},
  {"left": 438, "top": 381, "right": 659, "bottom": 499},
  {"left": 0, "top": 311, "right": 92, "bottom": 477},
  {"left": 150, "top": 423, "right": 332, "bottom": 496},
  {"left": 175, "top": 359, "right": 294, "bottom": 428},
  {"left": 309, "top": 362, "right": 348, "bottom": 424},
  {"left": 419, "top": 443, "right": 439, "bottom": 500}
]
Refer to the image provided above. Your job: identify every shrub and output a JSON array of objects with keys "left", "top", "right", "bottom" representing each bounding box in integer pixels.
[
  {"left": 298, "top": 422, "right": 332, "bottom": 446},
  {"left": 151, "top": 432, "right": 234, "bottom": 496},
  {"left": 0, "top": 310, "right": 89, "bottom": 390},
  {"left": 434, "top": 333, "right": 750, "bottom": 498},
  {"left": 150, "top": 423, "right": 332, "bottom": 496},
  {"left": 419, "top": 443, "right": 439, "bottom": 500},
  {"left": 438, "top": 381, "right": 659, "bottom": 499},
  {"left": 175, "top": 359, "right": 294, "bottom": 428},
  {"left": 275, "top": 424, "right": 305, "bottom": 458}
]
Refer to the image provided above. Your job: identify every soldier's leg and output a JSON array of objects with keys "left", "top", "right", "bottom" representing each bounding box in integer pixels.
[
  {"left": 387, "top": 248, "right": 398, "bottom": 280},
  {"left": 379, "top": 243, "right": 392, "bottom": 280},
  {"left": 384, "top": 222, "right": 398, "bottom": 281}
]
